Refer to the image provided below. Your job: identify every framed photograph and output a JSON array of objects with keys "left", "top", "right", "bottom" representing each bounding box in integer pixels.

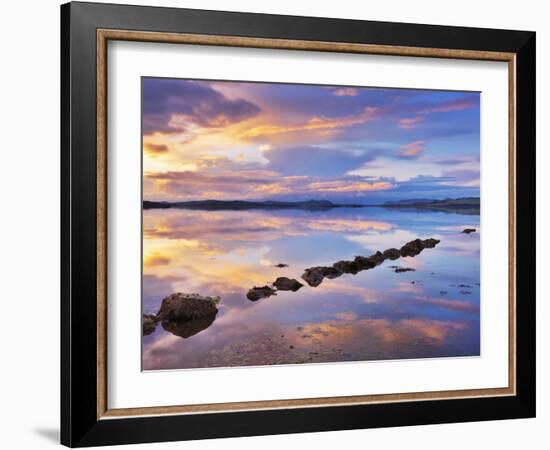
[{"left": 61, "top": 2, "right": 536, "bottom": 447}]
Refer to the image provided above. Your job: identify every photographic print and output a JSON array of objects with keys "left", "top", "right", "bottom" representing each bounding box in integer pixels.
[{"left": 141, "top": 78, "right": 481, "bottom": 371}]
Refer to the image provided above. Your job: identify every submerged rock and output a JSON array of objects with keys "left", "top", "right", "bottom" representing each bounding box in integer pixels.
[
  {"left": 462, "top": 228, "right": 477, "bottom": 234},
  {"left": 383, "top": 248, "right": 401, "bottom": 260},
  {"left": 388, "top": 266, "right": 416, "bottom": 273},
  {"left": 157, "top": 293, "right": 220, "bottom": 322},
  {"left": 301, "top": 266, "right": 342, "bottom": 287},
  {"left": 161, "top": 314, "right": 217, "bottom": 338},
  {"left": 367, "top": 251, "right": 386, "bottom": 265},
  {"left": 142, "top": 314, "right": 157, "bottom": 336},
  {"left": 333, "top": 260, "right": 361, "bottom": 274},
  {"left": 247, "top": 286, "right": 277, "bottom": 301},
  {"left": 422, "top": 238, "right": 440, "bottom": 248},
  {"left": 273, "top": 277, "right": 303, "bottom": 291},
  {"left": 400, "top": 238, "right": 440, "bottom": 257},
  {"left": 400, "top": 239, "right": 425, "bottom": 257},
  {"left": 247, "top": 236, "right": 441, "bottom": 299},
  {"left": 353, "top": 255, "right": 376, "bottom": 270}
]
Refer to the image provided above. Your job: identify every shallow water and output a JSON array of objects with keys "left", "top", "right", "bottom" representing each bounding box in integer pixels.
[{"left": 142, "top": 207, "right": 480, "bottom": 370}]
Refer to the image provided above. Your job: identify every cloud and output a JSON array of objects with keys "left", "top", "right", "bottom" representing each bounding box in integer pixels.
[
  {"left": 399, "top": 140, "right": 426, "bottom": 157},
  {"left": 307, "top": 180, "right": 394, "bottom": 193},
  {"left": 145, "top": 170, "right": 277, "bottom": 199},
  {"left": 144, "top": 252, "right": 171, "bottom": 267},
  {"left": 420, "top": 97, "right": 479, "bottom": 114},
  {"left": 263, "top": 145, "right": 381, "bottom": 177},
  {"left": 142, "top": 79, "right": 261, "bottom": 136},
  {"left": 333, "top": 88, "right": 358, "bottom": 97},
  {"left": 441, "top": 168, "right": 480, "bottom": 187},
  {"left": 398, "top": 116, "right": 424, "bottom": 130},
  {"left": 144, "top": 169, "right": 395, "bottom": 202},
  {"left": 417, "top": 296, "right": 479, "bottom": 314},
  {"left": 144, "top": 142, "right": 169, "bottom": 156},
  {"left": 238, "top": 107, "right": 378, "bottom": 139}
]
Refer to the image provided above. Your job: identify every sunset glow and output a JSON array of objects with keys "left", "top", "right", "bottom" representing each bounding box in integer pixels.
[{"left": 142, "top": 78, "right": 480, "bottom": 203}]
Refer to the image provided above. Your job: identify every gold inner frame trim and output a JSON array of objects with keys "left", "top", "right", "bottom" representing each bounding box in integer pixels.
[{"left": 96, "top": 28, "right": 517, "bottom": 420}]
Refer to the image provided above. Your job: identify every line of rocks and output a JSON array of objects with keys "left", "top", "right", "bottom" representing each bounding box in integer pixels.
[
  {"left": 301, "top": 238, "right": 439, "bottom": 287},
  {"left": 246, "top": 238, "right": 440, "bottom": 300}
]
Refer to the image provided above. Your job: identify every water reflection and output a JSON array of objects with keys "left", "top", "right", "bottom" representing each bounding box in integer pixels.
[{"left": 143, "top": 207, "right": 480, "bottom": 370}]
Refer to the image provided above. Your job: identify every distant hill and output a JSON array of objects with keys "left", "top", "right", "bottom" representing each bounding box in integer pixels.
[
  {"left": 143, "top": 199, "right": 366, "bottom": 211},
  {"left": 381, "top": 197, "right": 480, "bottom": 214}
]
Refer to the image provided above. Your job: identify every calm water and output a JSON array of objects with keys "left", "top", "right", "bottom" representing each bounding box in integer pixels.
[{"left": 142, "top": 207, "right": 480, "bottom": 370}]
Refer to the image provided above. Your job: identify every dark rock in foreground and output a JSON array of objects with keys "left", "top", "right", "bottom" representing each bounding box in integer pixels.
[
  {"left": 273, "top": 277, "right": 303, "bottom": 291},
  {"left": 462, "top": 228, "right": 477, "bottom": 234},
  {"left": 247, "top": 286, "right": 277, "bottom": 301},
  {"left": 157, "top": 293, "right": 220, "bottom": 322},
  {"left": 301, "top": 266, "right": 343, "bottom": 287},
  {"left": 142, "top": 314, "right": 157, "bottom": 336},
  {"left": 161, "top": 314, "right": 217, "bottom": 338}
]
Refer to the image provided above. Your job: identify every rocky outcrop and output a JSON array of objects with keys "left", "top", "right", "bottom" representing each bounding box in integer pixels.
[
  {"left": 142, "top": 314, "right": 157, "bottom": 336},
  {"left": 353, "top": 256, "right": 376, "bottom": 270},
  {"left": 368, "top": 251, "right": 386, "bottom": 265},
  {"left": 273, "top": 277, "right": 303, "bottom": 291},
  {"left": 462, "top": 228, "right": 476, "bottom": 234},
  {"left": 301, "top": 266, "right": 343, "bottom": 287},
  {"left": 422, "top": 238, "right": 440, "bottom": 248},
  {"left": 333, "top": 260, "right": 361, "bottom": 274},
  {"left": 161, "top": 314, "right": 217, "bottom": 338},
  {"left": 156, "top": 293, "right": 220, "bottom": 322},
  {"left": 383, "top": 248, "right": 401, "bottom": 260},
  {"left": 143, "top": 293, "right": 221, "bottom": 337},
  {"left": 247, "top": 286, "right": 277, "bottom": 301},
  {"left": 399, "top": 238, "right": 440, "bottom": 257}
]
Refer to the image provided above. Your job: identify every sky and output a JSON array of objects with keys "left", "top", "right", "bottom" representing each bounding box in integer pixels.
[{"left": 142, "top": 78, "right": 480, "bottom": 204}]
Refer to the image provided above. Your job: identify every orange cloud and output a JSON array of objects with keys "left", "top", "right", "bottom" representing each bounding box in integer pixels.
[
  {"left": 238, "top": 107, "right": 378, "bottom": 139},
  {"left": 307, "top": 180, "right": 393, "bottom": 193},
  {"left": 144, "top": 252, "right": 171, "bottom": 267},
  {"left": 144, "top": 142, "right": 169, "bottom": 156},
  {"left": 399, "top": 140, "right": 426, "bottom": 157}
]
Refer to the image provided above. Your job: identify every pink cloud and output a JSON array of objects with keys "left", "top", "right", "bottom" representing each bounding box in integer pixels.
[
  {"left": 399, "top": 140, "right": 426, "bottom": 158},
  {"left": 398, "top": 116, "right": 424, "bottom": 130},
  {"left": 421, "top": 98, "right": 478, "bottom": 114},
  {"left": 333, "top": 88, "right": 358, "bottom": 97}
]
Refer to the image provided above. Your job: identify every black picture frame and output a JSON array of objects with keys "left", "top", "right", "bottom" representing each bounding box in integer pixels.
[{"left": 61, "top": 1, "right": 535, "bottom": 447}]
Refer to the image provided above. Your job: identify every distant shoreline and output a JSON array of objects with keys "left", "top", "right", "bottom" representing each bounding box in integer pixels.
[
  {"left": 143, "top": 197, "right": 480, "bottom": 213},
  {"left": 376, "top": 197, "right": 480, "bottom": 214},
  {"left": 143, "top": 199, "right": 366, "bottom": 211}
]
